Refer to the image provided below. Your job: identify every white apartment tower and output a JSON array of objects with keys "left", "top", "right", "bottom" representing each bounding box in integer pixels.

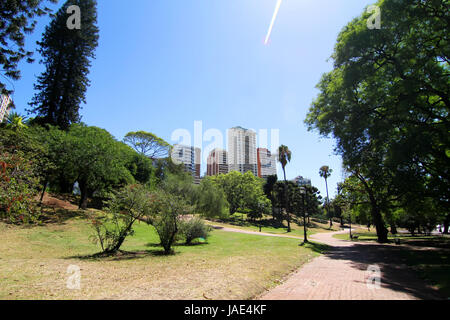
[
  {"left": 257, "top": 148, "right": 277, "bottom": 179},
  {"left": 228, "top": 126, "right": 258, "bottom": 176},
  {"left": 207, "top": 148, "right": 228, "bottom": 176},
  {"left": 171, "top": 144, "right": 201, "bottom": 181},
  {"left": 0, "top": 95, "right": 11, "bottom": 123}
]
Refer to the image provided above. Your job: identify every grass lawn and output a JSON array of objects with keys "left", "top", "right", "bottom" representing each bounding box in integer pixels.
[
  {"left": 333, "top": 230, "right": 450, "bottom": 298},
  {"left": 206, "top": 214, "right": 341, "bottom": 238},
  {"left": 0, "top": 209, "right": 328, "bottom": 300}
]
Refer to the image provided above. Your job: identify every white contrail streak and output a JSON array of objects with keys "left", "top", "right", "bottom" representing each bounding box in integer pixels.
[{"left": 264, "top": 0, "right": 283, "bottom": 45}]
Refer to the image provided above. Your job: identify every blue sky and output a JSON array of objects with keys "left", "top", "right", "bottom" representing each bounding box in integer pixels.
[{"left": 10, "top": 0, "right": 376, "bottom": 198}]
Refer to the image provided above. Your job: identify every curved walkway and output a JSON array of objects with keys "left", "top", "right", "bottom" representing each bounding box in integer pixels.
[
  {"left": 258, "top": 230, "right": 443, "bottom": 300},
  {"left": 209, "top": 224, "right": 304, "bottom": 240}
]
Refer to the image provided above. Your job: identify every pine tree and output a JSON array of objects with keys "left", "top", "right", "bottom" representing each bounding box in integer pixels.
[
  {"left": 29, "top": 0, "right": 99, "bottom": 130},
  {"left": 0, "top": 0, "right": 57, "bottom": 96}
]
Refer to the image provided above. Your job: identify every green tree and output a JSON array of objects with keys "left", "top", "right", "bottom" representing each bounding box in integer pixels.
[
  {"left": 0, "top": 0, "right": 57, "bottom": 96},
  {"left": 0, "top": 148, "right": 40, "bottom": 224},
  {"left": 29, "top": 0, "right": 99, "bottom": 130},
  {"left": 0, "top": 125, "right": 47, "bottom": 223},
  {"left": 305, "top": 0, "right": 449, "bottom": 242},
  {"left": 4, "top": 112, "right": 28, "bottom": 131},
  {"left": 125, "top": 152, "right": 155, "bottom": 186},
  {"left": 211, "top": 171, "right": 269, "bottom": 216},
  {"left": 273, "top": 180, "right": 297, "bottom": 226},
  {"left": 263, "top": 174, "right": 278, "bottom": 218},
  {"left": 60, "top": 124, "right": 134, "bottom": 209},
  {"left": 210, "top": 171, "right": 244, "bottom": 214},
  {"left": 319, "top": 166, "right": 333, "bottom": 228},
  {"left": 278, "top": 145, "right": 292, "bottom": 232},
  {"left": 123, "top": 131, "right": 171, "bottom": 159},
  {"left": 153, "top": 157, "right": 187, "bottom": 185},
  {"left": 148, "top": 189, "right": 193, "bottom": 255},
  {"left": 196, "top": 177, "right": 229, "bottom": 218},
  {"left": 303, "top": 184, "right": 322, "bottom": 224},
  {"left": 90, "top": 184, "right": 154, "bottom": 254}
]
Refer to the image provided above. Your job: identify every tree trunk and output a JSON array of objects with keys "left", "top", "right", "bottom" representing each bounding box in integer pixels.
[
  {"left": 283, "top": 168, "right": 291, "bottom": 233},
  {"left": 372, "top": 205, "right": 388, "bottom": 243},
  {"left": 349, "top": 214, "right": 353, "bottom": 239},
  {"left": 390, "top": 224, "right": 397, "bottom": 235},
  {"left": 110, "top": 235, "right": 127, "bottom": 254},
  {"left": 303, "top": 196, "right": 308, "bottom": 243},
  {"left": 78, "top": 179, "right": 89, "bottom": 210},
  {"left": 58, "top": 173, "right": 73, "bottom": 194},
  {"left": 40, "top": 179, "right": 49, "bottom": 204},
  {"left": 164, "top": 231, "right": 176, "bottom": 254},
  {"left": 108, "top": 219, "right": 137, "bottom": 254},
  {"left": 324, "top": 177, "right": 332, "bottom": 228},
  {"left": 443, "top": 214, "right": 450, "bottom": 234},
  {"left": 356, "top": 173, "right": 388, "bottom": 243},
  {"left": 303, "top": 214, "right": 308, "bottom": 243}
]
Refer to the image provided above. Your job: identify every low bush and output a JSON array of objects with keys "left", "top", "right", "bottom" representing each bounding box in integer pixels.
[
  {"left": 179, "top": 217, "right": 211, "bottom": 245},
  {"left": 89, "top": 184, "right": 154, "bottom": 254}
]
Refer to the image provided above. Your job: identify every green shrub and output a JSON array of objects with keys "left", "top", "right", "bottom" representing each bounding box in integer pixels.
[
  {"left": 89, "top": 184, "right": 154, "bottom": 254},
  {"left": 179, "top": 217, "right": 211, "bottom": 245},
  {"left": 0, "top": 150, "right": 40, "bottom": 224},
  {"left": 196, "top": 177, "right": 229, "bottom": 218},
  {"left": 150, "top": 190, "right": 193, "bottom": 254}
]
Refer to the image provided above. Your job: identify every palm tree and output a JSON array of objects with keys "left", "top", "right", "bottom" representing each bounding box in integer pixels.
[
  {"left": 5, "top": 112, "right": 28, "bottom": 131},
  {"left": 278, "top": 145, "right": 292, "bottom": 232},
  {"left": 319, "top": 165, "right": 333, "bottom": 228}
]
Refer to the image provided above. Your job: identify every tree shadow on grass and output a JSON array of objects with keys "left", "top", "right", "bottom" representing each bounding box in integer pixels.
[
  {"left": 145, "top": 242, "right": 209, "bottom": 248},
  {"left": 211, "top": 216, "right": 287, "bottom": 230},
  {"left": 322, "top": 241, "right": 448, "bottom": 300},
  {"left": 39, "top": 207, "right": 90, "bottom": 226},
  {"left": 345, "top": 233, "right": 450, "bottom": 249},
  {"left": 300, "top": 241, "right": 332, "bottom": 254},
  {"left": 65, "top": 248, "right": 179, "bottom": 261}
]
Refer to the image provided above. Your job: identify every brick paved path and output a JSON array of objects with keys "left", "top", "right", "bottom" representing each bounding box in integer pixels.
[{"left": 259, "top": 230, "right": 443, "bottom": 300}]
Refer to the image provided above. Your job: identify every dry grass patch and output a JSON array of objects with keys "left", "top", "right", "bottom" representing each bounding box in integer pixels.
[{"left": 0, "top": 213, "right": 322, "bottom": 300}]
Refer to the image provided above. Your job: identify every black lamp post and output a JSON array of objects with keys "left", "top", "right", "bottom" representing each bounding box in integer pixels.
[
  {"left": 300, "top": 187, "right": 308, "bottom": 243},
  {"left": 349, "top": 210, "right": 353, "bottom": 240}
]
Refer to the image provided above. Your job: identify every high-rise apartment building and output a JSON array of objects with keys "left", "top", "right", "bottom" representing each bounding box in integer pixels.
[
  {"left": 293, "top": 176, "right": 312, "bottom": 187},
  {"left": 0, "top": 95, "right": 11, "bottom": 123},
  {"left": 171, "top": 144, "right": 201, "bottom": 182},
  {"left": 228, "top": 126, "right": 258, "bottom": 176},
  {"left": 257, "top": 148, "right": 277, "bottom": 179},
  {"left": 207, "top": 149, "right": 228, "bottom": 176}
]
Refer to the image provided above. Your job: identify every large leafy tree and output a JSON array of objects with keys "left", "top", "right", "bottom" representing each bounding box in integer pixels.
[
  {"left": 210, "top": 171, "right": 269, "bottom": 215},
  {"left": 306, "top": 0, "right": 449, "bottom": 242},
  {"left": 196, "top": 177, "right": 229, "bottom": 218},
  {"left": 0, "top": 0, "right": 57, "bottom": 96},
  {"left": 0, "top": 126, "right": 46, "bottom": 223},
  {"left": 51, "top": 124, "right": 134, "bottom": 209},
  {"left": 263, "top": 174, "right": 278, "bottom": 218},
  {"left": 123, "top": 131, "right": 171, "bottom": 160},
  {"left": 303, "top": 184, "right": 322, "bottom": 223},
  {"left": 29, "top": 0, "right": 99, "bottom": 130}
]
